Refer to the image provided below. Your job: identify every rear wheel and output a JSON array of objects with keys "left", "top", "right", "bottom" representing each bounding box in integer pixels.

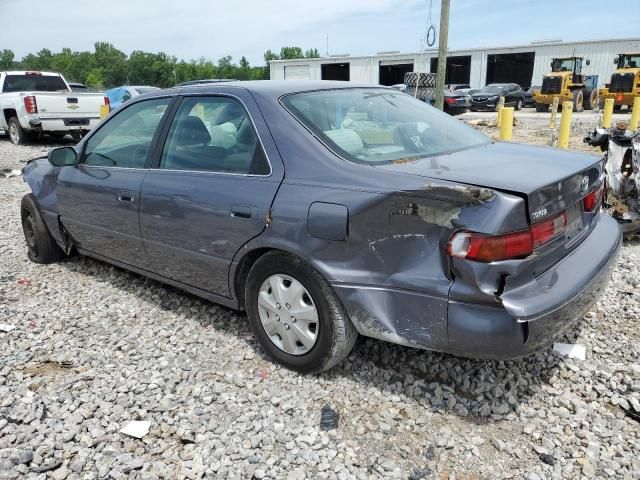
[
  {"left": 535, "top": 102, "right": 548, "bottom": 112},
  {"left": 21, "top": 194, "right": 65, "bottom": 264},
  {"left": 583, "top": 89, "right": 597, "bottom": 110},
  {"left": 245, "top": 251, "right": 358, "bottom": 373},
  {"left": 515, "top": 98, "right": 523, "bottom": 111},
  {"left": 8, "top": 117, "right": 28, "bottom": 145},
  {"left": 572, "top": 90, "right": 584, "bottom": 112}
]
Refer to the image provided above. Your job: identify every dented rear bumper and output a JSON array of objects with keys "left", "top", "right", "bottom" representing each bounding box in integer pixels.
[
  {"left": 448, "top": 214, "right": 620, "bottom": 359},
  {"left": 334, "top": 214, "right": 621, "bottom": 360}
]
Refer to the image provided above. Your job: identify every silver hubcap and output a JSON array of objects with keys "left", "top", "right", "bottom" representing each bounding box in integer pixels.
[
  {"left": 9, "top": 124, "right": 19, "bottom": 143},
  {"left": 257, "top": 274, "right": 318, "bottom": 355}
]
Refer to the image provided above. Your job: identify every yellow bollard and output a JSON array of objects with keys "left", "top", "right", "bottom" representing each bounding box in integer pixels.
[
  {"left": 630, "top": 97, "right": 640, "bottom": 131},
  {"left": 558, "top": 102, "right": 573, "bottom": 149},
  {"left": 496, "top": 96, "right": 505, "bottom": 126},
  {"left": 550, "top": 96, "right": 559, "bottom": 129},
  {"left": 601, "top": 98, "right": 614, "bottom": 128},
  {"left": 500, "top": 107, "right": 514, "bottom": 141}
]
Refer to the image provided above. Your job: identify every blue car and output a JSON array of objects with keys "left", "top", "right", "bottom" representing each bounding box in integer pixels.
[
  {"left": 21, "top": 81, "right": 620, "bottom": 373},
  {"left": 105, "top": 85, "right": 160, "bottom": 110}
]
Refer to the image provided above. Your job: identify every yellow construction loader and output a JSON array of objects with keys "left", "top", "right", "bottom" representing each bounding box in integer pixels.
[
  {"left": 533, "top": 56, "right": 597, "bottom": 112},
  {"left": 599, "top": 53, "right": 640, "bottom": 111}
]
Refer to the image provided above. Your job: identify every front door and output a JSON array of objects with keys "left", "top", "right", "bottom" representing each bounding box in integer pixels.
[
  {"left": 139, "top": 93, "right": 284, "bottom": 297},
  {"left": 56, "top": 97, "right": 172, "bottom": 268}
]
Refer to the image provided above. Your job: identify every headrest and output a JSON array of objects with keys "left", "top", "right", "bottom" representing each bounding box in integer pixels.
[
  {"left": 174, "top": 116, "right": 211, "bottom": 146},
  {"left": 323, "top": 129, "right": 363, "bottom": 155}
]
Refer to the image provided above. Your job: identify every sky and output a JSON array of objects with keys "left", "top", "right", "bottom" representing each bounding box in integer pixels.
[{"left": 1, "top": 0, "right": 639, "bottom": 65}]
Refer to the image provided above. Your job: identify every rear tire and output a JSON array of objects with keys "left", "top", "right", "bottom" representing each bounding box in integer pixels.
[
  {"left": 21, "top": 194, "right": 65, "bottom": 264},
  {"left": 535, "top": 102, "right": 548, "bottom": 112},
  {"left": 583, "top": 89, "right": 597, "bottom": 110},
  {"left": 515, "top": 98, "right": 523, "bottom": 111},
  {"left": 8, "top": 117, "right": 28, "bottom": 145},
  {"left": 245, "top": 251, "right": 358, "bottom": 373},
  {"left": 572, "top": 90, "right": 584, "bottom": 112}
]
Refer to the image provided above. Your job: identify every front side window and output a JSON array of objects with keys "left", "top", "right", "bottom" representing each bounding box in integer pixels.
[
  {"left": 83, "top": 98, "right": 170, "bottom": 168},
  {"left": 282, "top": 88, "right": 489, "bottom": 165},
  {"left": 159, "top": 96, "right": 269, "bottom": 174}
]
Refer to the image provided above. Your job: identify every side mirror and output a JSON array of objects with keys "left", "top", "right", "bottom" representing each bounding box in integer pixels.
[
  {"left": 585, "top": 59, "right": 590, "bottom": 66},
  {"left": 49, "top": 147, "right": 79, "bottom": 166},
  {"left": 614, "top": 58, "right": 618, "bottom": 64}
]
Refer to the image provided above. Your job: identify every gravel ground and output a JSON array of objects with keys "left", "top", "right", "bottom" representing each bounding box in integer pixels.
[{"left": 0, "top": 131, "right": 639, "bottom": 480}]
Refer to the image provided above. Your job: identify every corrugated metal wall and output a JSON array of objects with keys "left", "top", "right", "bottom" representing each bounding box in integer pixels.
[{"left": 270, "top": 38, "right": 640, "bottom": 89}]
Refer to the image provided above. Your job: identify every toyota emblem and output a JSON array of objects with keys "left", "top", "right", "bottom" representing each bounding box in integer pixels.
[{"left": 581, "top": 176, "right": 589, "bottom": 194}]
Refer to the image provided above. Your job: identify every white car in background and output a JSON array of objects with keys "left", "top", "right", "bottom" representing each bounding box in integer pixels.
[{"left": 0, "top": 71, "right": 107, "bottom": 144}]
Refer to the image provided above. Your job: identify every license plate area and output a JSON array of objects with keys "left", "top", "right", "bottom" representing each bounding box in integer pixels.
[{"left": 565, "top": 205, "right": 585, "bottom": 245}]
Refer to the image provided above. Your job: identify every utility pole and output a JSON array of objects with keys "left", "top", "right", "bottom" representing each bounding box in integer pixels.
[{"left": 434, "top": 0, "right": 450, "bottom": 111}]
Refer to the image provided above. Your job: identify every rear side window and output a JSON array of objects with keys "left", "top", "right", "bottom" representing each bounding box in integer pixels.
[
  {"left": 2, "top": 74, "right": 68, "bottom": 93},
  {"left": 283, "top": 88, "right": 489, "bottom": 165},
  {"left": 83, "top": 98, "right": 170, "bottom": 168},
  {"left": 158, "top": 96, "right": 270, "bottom": 175}
]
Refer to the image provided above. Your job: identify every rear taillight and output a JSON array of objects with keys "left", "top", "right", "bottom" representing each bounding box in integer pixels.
[
  {"left": 104, "top": 96, "right": 111, "bottom": 112},
  {"left": 447, "top": 212, "right": 567, "bottom": 262},
  {"left": 445, "top": 97, "right": 456, "bottom": 105},
  {"left": 583, "top": 185, "right": 603, "bottom": 212},
  {"left": 24, "top": 95, "right": 38, "bottom": 114}
]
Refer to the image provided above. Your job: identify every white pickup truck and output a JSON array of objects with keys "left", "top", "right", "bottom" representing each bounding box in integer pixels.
[{"left": 0, "top": 71, "right": 107, "bottom": 145}]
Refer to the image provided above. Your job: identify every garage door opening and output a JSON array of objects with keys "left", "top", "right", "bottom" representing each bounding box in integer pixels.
[
  {"left": 321, "top": 63, "right": 350, "bottom": 81},
  {"left": 430, "top": 55, "right": 471, "bottom": 84},
  {"left": 486, "top": 52, "right": 535, "bottom": 88},
  {"left": 379, "top": 63, "right": 414, "bottom": 86},
  {"left": 284, "top": 65, "right": 310, "bottom": 80}
]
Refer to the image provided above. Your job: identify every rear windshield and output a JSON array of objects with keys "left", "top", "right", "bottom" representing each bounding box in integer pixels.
[
  {"left": 282, "top": 88, "right": 489, "bottom": 164},
  {"left": 134, "top": 87, "right": 159, "bottom": 95},
  {"left": 479, "top": 85, "right": 505, "bottom": 94},
  {"left": 2, "top": 74, "right": 69, "bottom": 93}
]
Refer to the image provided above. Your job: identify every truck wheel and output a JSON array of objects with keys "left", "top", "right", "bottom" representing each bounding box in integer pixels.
[
  {"left": 8, "top": 117, "right": 28, "bottom": 145},
  {"left": 21, "top": 194, "right": 65, "bottom": 264},
  {"left": 535, "top": 103, "right": 548, "bottom": 112},
  {"left": 245, "top": 251, "right": 358, "bottom": 373},
  {"left": 583, "top": 89, "right": 597, "bottom": 110},
  {"left": 515, "top": 98, "right": 523, "bottom": 111},
  {"left": 572, "top": 90, "right": 584, "bottom": 112}
]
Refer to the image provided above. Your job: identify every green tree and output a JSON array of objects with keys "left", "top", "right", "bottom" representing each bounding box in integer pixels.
[
  {"left": 85, "top": 68, "right": 104, "bottom": 89},
  {"left": 305, "top": 48, "right": 320, "bottom": 58},
  {"left": 279, "top": 46, "right": 304, "bottom": 59},
  {"left": 0, "top": 49, "right": 15, "bottom": 69}
]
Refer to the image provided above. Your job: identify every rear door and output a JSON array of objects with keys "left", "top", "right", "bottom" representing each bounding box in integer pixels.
[
  {"left": 139, "top": 91, "right": 284, "bottom": 297},
  {"left": 56, "top": 97, "right": 173, "bottom": 268}
]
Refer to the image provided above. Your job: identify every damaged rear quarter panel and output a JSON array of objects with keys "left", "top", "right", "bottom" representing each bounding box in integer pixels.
[{"left": 238, "top": 164, "right": 529, "bottom": 352}]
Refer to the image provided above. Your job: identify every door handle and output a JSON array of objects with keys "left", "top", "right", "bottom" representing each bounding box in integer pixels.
[
  {"left": 231, "top": 205, "right": 253, "bottom": 219},
  {"left": 117, "top": 190, "right": 135, "bottom": 202}
]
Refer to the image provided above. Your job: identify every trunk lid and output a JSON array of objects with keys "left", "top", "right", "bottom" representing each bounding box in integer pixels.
[{"left": 375, "top": 141, "right": 604, "bottom": 223}]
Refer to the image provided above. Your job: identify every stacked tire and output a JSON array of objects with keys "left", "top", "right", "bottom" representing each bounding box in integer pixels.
[{"left": 404, "top": 72, "right": 437, "bottom": 88}]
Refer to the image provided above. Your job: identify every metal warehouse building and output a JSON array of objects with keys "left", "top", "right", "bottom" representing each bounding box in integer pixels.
[{"left": 270, "top": 37, "right": 640, "bottom": 89}]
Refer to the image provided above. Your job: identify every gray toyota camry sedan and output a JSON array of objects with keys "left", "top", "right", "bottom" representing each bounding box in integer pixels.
[{"left": 21, "top": 81, "right": 621, "bottom": 373}]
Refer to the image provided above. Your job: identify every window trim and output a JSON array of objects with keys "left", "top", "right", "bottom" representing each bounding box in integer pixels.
[
  {"left": 79, "top": 96, "right": 176, "bottom": 170},
  {"left": 150, "top": 93, "right": 273, "bottom": 178}
]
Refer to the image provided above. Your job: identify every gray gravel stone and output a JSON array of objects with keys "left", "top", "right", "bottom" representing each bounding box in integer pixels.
[{"left": 0, "top": 135, "right": 639, "bottom": 478}]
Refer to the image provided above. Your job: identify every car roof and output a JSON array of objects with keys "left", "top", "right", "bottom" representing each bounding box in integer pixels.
[{"left": 140, "top": 80, "right": 392, "bottom": 102}]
